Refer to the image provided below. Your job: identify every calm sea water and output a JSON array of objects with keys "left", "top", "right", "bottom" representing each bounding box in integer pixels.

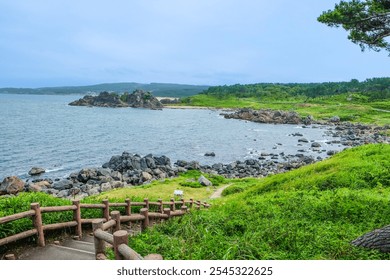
[{"left": 0, "top": 94, "right": 342, "bottom": 180}]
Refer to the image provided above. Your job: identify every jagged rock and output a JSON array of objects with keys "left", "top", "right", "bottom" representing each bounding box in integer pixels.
[
  {"left": 141, "top": 172, "right": 153, "bottom": 182},
  {"left": 198, "top": 175, "right": 212, "bottom": 186},
  {"left": 28, "top": 167, "right": 46, "bottom": 176},
  {"left": 205, "top": 152, "right": 216, "bottom": 157},
  {"left": 69, "top": 90, "right": 163, "bottom": 110},
  {"left": 0, "top": 176, "right": 25, "bottom": 195},
  {"left": 100, "top": 182, "right": 112, "bottom": 192},
  {"left": 223, "top": 108, "right": 301, "bottom": 124},
  {"left": 311, "top": 142, "right": 322, "bottom": 148},
  {"left": 329, "top": 116, "right": 341, "bottom": 123},
  {"left": 352, "top": 225, "right": 390, "bottom": 252},
  {"left": 52, "top": 179, "right": 73, "bottom": 190}
]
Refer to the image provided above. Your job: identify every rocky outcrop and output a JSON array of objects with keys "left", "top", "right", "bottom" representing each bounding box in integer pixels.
[
  {"left": 223, "top": 108, "right": 302, "bottom": 124},
  {"left": 28, "top": 167, "right": 45, "bottom": 176},
  {"left": 69, "top": 90, "right": 163, "bottom": 110},
  {"left": 0, "top": 176, "right": 25, "bottom": 195},
  {"left": 69, "top": 91, "right": 127, "bottom": 107},
  {"left": 122, "top": 90, "right": 163, "bottom": 110}
]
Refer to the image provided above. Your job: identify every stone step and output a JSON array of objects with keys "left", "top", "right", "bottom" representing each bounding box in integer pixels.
[
  {"left": 61, "top": 239, "right": 95, "bottom": 254},
  {"left": 19, "top": 243, "right": 95, "bottom": 260}
]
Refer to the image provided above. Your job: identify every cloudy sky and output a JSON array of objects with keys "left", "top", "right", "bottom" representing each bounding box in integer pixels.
[{"left": 0, "top": 0, "right": 388, "bottom": 87}]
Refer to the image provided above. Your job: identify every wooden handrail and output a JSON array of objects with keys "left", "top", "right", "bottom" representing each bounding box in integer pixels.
[{"left": 0, "top": 197, "right": 210, "bottom": 252}]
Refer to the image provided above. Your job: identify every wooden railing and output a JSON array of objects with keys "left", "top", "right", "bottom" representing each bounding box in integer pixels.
[{"left": 0, "top": 198, "right": 210, "bottom": 259}]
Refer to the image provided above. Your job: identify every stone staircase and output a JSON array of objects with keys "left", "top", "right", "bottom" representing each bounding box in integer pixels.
[{"left": 18, "top": 235, "right": 96, "bottom": 260}]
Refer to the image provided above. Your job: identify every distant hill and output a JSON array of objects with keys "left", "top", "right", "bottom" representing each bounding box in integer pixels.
[{"left": 0, "top": 82, "right": 210, "bottom": 98}]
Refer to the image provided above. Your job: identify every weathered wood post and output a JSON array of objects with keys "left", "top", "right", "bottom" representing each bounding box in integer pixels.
[
  {"left": 72, "top": 200, "right": 82, "bottom": 238},
  {"left": 113, "top": 230, "right": 129, "bottom": 260},
  {"left": 125, "top": 198, "right": 131, "bottom": 216},
  {"left": 158, "top": 199, "right": 163, "bottom": 213},
  {"left": 196, "top": 200, "right": 201, "bottom": 210},
  {"left": 181, "top": 205, "right": 188, "bottom": 214},
  {"left": 170, "top": 198, "right": 175, "bottom": 211},
  {"left": 102, "top": 199, "right": 110, "bottom": 221},
  {"left": 140, "top": 208, "right": 149, "bottom": 232},
  {"left": 111, "top": 211, "right": 121, "bottom": 232},
  {"left": 189, "top": 198, "right": 194, "bottom": 208},
  {"left": 144, "top": 198, "right": 149, "bottom": 210},
  {"left": 163, "top": 208, "right": 171, "bottom": 220},
  {"left": 92, "top": 219, "right": 105, "bottom": 259},
  {"left": 181, "top": 198, "right": 185, "bottom": 208},
  {"left": 31, "top": 203, "right": 45, "bottom": 247}
]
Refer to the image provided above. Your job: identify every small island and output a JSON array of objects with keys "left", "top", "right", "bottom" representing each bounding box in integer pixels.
[{"left": 69, "top": 89, "right": 164, "bottom": 110}]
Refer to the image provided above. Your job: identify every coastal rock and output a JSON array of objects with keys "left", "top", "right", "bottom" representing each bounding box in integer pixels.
[
  {"left": 198, "top": 175, "right": 212, "bottom": 186},
  {"left": 28, "top": 167, "right": 46, "bottom": 176},
  {"left": 0, "top": 176, "right": 25, "bottom": 195},
  {"left": 122, "top": 90, "right": 163, "bottom": 110},
  {"left": 204, "top": 152, "right": 216, "bottom": 157},
  {"left": 52, "top": 179, "right": 73, "bottom": 190},
  {"left": 69, "top": 90, "right": 163, "bottom": 110},
  {"left": 311, "top": 142, "right": 322, "bottom": 148},
  {"left": 223, "top": 108, "right": 301, "bottom": 124}
]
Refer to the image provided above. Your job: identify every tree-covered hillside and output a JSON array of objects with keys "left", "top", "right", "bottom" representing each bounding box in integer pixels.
[{"left": 197, "top": 77, "right": 390, "bottom": 101}]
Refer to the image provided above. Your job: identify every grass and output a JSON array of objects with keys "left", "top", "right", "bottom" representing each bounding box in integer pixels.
[
  {"left": 177, "top": 94, "right": 390, "bottom": 125},
  {"left": 126, "top": 144, "right": 390, "bottom": 260},
  {"left": 91, "top": 171, "right": 224, "bottom": 201}
]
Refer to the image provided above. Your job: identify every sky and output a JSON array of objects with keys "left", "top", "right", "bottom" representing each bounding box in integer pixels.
[{"left": 0, "top": 0, "right": 388, "bottom": 88}]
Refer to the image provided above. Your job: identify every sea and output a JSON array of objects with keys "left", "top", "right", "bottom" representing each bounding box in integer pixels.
[{"left": 0, "top": 93, "right": 344, "bottom": 181}]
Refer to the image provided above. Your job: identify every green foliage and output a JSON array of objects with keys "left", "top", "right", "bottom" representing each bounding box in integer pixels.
[
  {"left": 128, "top": 144, "right": 390, "bottom": 260},
  {"left": 180, "top": 79, "right": 390, "bottom": 125},
  {"left": 318, "top": 0, "right": 390, "bottom": 54}
]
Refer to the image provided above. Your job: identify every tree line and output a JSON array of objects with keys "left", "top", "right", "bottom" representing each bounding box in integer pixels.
[{"left": 198, "top": 78, "right": 390, "bottom": 101}]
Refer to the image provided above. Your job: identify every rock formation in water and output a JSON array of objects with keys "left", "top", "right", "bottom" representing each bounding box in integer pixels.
[{"left": 69, "top": 90, "right": 163, "bottom": 110}]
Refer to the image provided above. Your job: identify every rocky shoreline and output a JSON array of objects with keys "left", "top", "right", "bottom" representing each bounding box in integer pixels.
[
  {"left": 69, "top": 90, "right": 163, "bottom": 110},
  {"left": 0, "top": 108, "right": 388, "bottom": 200}
]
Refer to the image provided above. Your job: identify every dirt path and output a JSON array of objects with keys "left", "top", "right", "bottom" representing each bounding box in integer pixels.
[{"left": 209, "top": 184, "right": 232, "bottom": 199}]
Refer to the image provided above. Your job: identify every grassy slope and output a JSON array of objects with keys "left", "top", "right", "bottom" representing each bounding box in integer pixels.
[
  {"left": 127, "top": 144, "right": 390, "bottom": 260},
  {"left": 178, "top": 94, "right": 390, "bottom": 125}
]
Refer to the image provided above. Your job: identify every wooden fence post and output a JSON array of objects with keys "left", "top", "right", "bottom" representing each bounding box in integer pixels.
[
  {"left": 181, "top": 205, "right": 188, "bottom": 214},
  {"left": 102, "top": 199, "right": 110, "bottom": 221},
  {"left": 140, "top": 208, "right": 149, "bottom": 232},
  {"left": 170, "top": 198, "right": 175, "bottom": 211},
  {"left": 72, "top": 200, "right": 82, "bottom": 238},
  {"left": 158, "top": 199, "right": 163, "bottom": 213},
  {"left": 163, "top": 208, "right": 171, "bottom": 220},
  {"left": 144, "top": 198, "right": 149, "bottom": 210},
  {"left": 181, "top": 198, "right": 185, "bottom": 208},
  {"left": 111, "top": 211, "right": 121, "bottom": 232},
  {"left": 113, "top": 230, "right": 128, "bottom": 260},
  {"left": 125, "top": 198, "right": 131, "bottom": 216},
  {"left": 189, "top": 198, "right": 194, "bottom": 208},
  {"left": 31, "top": 203, "right": 45, "bottom": 247},
  {"left": 196, "top": 200, "right": 201, "bottom": 210},
  {"left": 92, "top": 219, "right": 105, "bottom": 259}
]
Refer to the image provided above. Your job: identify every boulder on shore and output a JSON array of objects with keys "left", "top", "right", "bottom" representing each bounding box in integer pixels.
[
  {"left": 0, "top": 176, "right": 25, "bottom": 195},
  {"left": 28, "top": 167, "right": 46, "bottom": 176}
]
